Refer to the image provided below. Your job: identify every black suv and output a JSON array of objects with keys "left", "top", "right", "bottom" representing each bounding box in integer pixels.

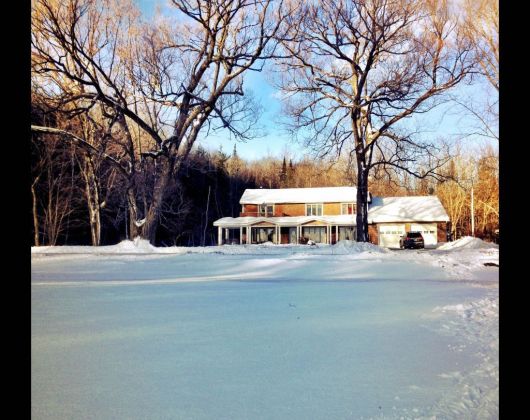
[{"left": 400, "top": 231, "right": 424, "bottom": 249}]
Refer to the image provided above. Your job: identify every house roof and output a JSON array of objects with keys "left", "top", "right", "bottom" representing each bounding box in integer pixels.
[
  {"left": 240, "top": 187, "right": 358, "bottom": 204},
  {"left": 213, "top": 215, "right": 356, "bottom": 227},
  {"left": 214, "top": 193, "right": 449, "bottom": 228},
  {"left": 367, "top": 196, "right": 449, "bottom": 223}
]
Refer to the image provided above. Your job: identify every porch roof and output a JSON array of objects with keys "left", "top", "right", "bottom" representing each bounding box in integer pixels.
[{"left": 213, "top": 215, "right": 356, "bottom": 228}]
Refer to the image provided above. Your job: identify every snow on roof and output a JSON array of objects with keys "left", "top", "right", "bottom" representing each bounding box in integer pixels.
[
  {"left": 367, "top": 196, "right": 449, "bottom": 223},
  {"left": 213, "top": 214, "right": 356, "bottom": 227},
  {"left": 240, "top": 187, "right": 358, "bottom": 204}
]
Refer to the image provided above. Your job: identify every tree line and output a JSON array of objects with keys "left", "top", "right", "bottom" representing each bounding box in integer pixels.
[
  {"left": 31, "top": 0, "right": 498, "bottom": 245},
  {"left": 31, "top": 106, "right": 498, "bottom": 247}
]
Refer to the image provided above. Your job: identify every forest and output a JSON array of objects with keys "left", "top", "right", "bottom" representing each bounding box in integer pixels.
[
  {"left": 31, "top": 117, "right": 498, "bottom": 246},
  {"left": 31, "top": 0, "right": 498, "bottom": 246}
]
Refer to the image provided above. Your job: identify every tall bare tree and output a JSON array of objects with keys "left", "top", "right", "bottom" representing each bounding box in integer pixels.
[
  {"left": 463, "top": 0, "right": 498, "bottom": 92},
  {"left": 31, "top": 132, "right": 79, "bottom": 246},
  {"left": 274, "top": 0, "right": 476, "bottom": 241},
  {"left": 32, "top": 86, "right": 129, "bottom": 246},
  {"left": 450, "top": 0, "right": 498, "bottom": 142},
  {"left": 32, "top": 0, "right": 290, "bottom": 244},
  {"left": 434, "top": 142, "right": 498, "bottom": 240}
]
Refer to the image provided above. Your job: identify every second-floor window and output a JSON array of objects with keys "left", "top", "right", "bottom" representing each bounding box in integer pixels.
[
  {"left": 341, "top": 203, "right": 356, "bottom": 215},
  {"left": 259, "top": 204, "right": 274, "bottom": 216},
  {"left": 306, "top": 203, "right": 323, "bottom": 216}
]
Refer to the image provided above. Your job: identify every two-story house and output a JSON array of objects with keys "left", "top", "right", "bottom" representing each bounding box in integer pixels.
[{"left": 213, "top": 186, "right": 449, "bottom": 248}]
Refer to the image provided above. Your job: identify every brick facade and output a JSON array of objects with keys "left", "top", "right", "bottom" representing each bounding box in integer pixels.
[
  {"left": 437, "top": 222, "right": 448, "bottom": 242},
  {"left": 368, "top": 224, "right": 379, "bottom": 245},
  {"left": 323, "top": 202, "right": 342, "bottom": 215},
  {"left": 242, "top": 202, "right": 351, "bottom": 217},
  {"left": 275, "top": 203, "right": 306, "bottom": 216}
]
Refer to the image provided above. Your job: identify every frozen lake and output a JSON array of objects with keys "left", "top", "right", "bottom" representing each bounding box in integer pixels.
[{"left": 32, "top": 249, "right": 498, "bottom": 419}]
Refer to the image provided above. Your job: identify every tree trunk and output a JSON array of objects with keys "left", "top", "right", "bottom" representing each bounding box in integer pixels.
[
  {"left": 142, "top": 157, "right": 173, "bottom": 244},
  {"left": 356, "top": 168, "right": 370, "bottom": 242},
  {"left": 31, "top": 176, "right": 41, "bottom": 246},
  {"left": 127, "top": 187, "right": 140, "bottom": 239},
  {"left": 80, "top": 155, "right": 101, "bottom": 246}
]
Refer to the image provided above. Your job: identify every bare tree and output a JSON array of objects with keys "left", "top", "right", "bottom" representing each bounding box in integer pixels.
[
  {"left": 32, "top": 0, "right": 290, "bottom": 244},
  {"left": 31, "top": 87, "right": 130, "bottom": 246},
  {"left": 472, "top": 145, "right": 498, "bottom": 237},
  {"left": 462, "top": 0, "right": 498, "bottom": 92},
  {"left": 31, "top": 133, "right": 79, "bottom": 246},
  {"left": 450, "top": 0, "right": 498, "bottom": 142},
  {"left": 32, "top": 0, "right": 148, "bottom": 240},
  {"left": 435, "top": 142, "right": 498, "bottom": 240},
  {"left": 274, "top": 0, "right": 476, "bottom": 241}
]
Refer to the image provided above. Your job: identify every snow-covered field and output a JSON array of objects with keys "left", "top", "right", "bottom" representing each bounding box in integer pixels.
[{"left": 31, "top": 237, "right": 498, "bottom": 419}]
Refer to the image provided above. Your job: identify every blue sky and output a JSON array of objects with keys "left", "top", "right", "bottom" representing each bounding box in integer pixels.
[
  {"left": 135, "top": 0, "right": 308, "bottom": 160},
  {"left": 134, "top": 0, "right": 498, "bottom": 162},
  {"left": 198, "top": 69, "right": 305, "bottom": 161}
]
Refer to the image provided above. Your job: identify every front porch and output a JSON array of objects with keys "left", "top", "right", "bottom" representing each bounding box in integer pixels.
[{"left": 214, "top": 216, "right": 356, "bottom": 245}]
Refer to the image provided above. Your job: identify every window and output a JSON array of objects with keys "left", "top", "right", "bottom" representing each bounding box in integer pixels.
[
  {"left": 408, "top": 232, "right": 422, "bottom": 238},
  {"left": 303, "top": 226, "right": 326, "bottom": 243},
  {"left": 252, "top": 227, "right": 276, "bottom": 243},
  {"left": 341, "top": 203, "right": 356, "bottom": 215},
  {"left": 259, "top": 204, "right": 274, "bottom": 216},
  {"left": 338, "top": 226, "right": 356, "bottom": 241},
  {"left": 306, "top": 203, "right": 323, "bottom": 216}
]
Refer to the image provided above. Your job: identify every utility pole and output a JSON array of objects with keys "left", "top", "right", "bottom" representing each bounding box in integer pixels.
[
  {"left": 470, "top": 184, "right": 475, "bottom": 237},
  {"left": 125, "top": 200, "right": 128, "bottom": 240},
  {"left": 470, "top": 159, "right": 477, "bottom": 238},
  {"left": 454, "top": 161, "right": 476, "bottom": 239},
  {"left": 202, "top": 185, "right": 211, "bottom": 247}
]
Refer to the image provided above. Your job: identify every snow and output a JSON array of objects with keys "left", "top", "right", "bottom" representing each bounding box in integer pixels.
[
  {"left": 214, "top": 214, "right": 356, "bottom": 227},
  {"left": 32, "top": 241, "right": 498, "bottom": 419},
  {"left": 32, "top": 237, "right": 159, "bottom": 255},
  {"left": 134, "top": 218, "right": 146, "bottom": 227},
  {"left": 240, "top": 186, "right": 357, "bottom": 204},
  {"left": 31, "top": 238, "right": 390, "bottom": 256},
  {"left": 332, "top": 239, "right": 391, "bottom": 254},
  {"left": 438, "top": 236, "right": 498, "bottom": 250},
  {"left": 368, "top": 196, "right": 450, "bottom": 223},
  {"left": 428, "top": 237, "right": 499, "bottom": 281}
]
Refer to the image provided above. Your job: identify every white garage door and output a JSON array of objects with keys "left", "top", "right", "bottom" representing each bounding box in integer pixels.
[
  {"left": 411, "top": 224, "right": 437, "bottom": 247},
  {"left": 378, "top": 225, "right": 406, "bottom": 248}
]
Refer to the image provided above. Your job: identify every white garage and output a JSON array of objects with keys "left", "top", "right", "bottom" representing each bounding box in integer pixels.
[
  {"left": 378, "top": 224, "right": 406, "bottom": 249},
  {"left": 368, "top": 196, "right": 449, "bottom": 249},
  {"left": 411, "top": 223, "right": 438, "bottom": 247}
]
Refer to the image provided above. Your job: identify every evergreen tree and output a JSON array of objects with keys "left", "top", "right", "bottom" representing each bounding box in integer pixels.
[
  {"left": 280, "top": 157, "right": 288, "bottom": 187},
  {"left": 287, "top": 159, "right": 295, "bottom": 187}
]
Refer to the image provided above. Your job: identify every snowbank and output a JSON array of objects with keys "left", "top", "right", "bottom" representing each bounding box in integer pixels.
[
  {"left": 333, "top": 240, "right": 390, "bottom": 254},
  {"left": 438, "top": 236, "right": 498, "bottom": 251},
  {"left": 30, "top": 237, "right": 498, "bottom": 282},
  {"left": 424, "top": 237, "right": 499, "bottom": 281},
  {"left": 32, "top": 237, "right": 161, "bottom": 254},
  {"left": 110, "top": 237, "right": 157, "bottom": 253},
  {"left": 32, "top": 238, "right": 390, "bottom": 256}
]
